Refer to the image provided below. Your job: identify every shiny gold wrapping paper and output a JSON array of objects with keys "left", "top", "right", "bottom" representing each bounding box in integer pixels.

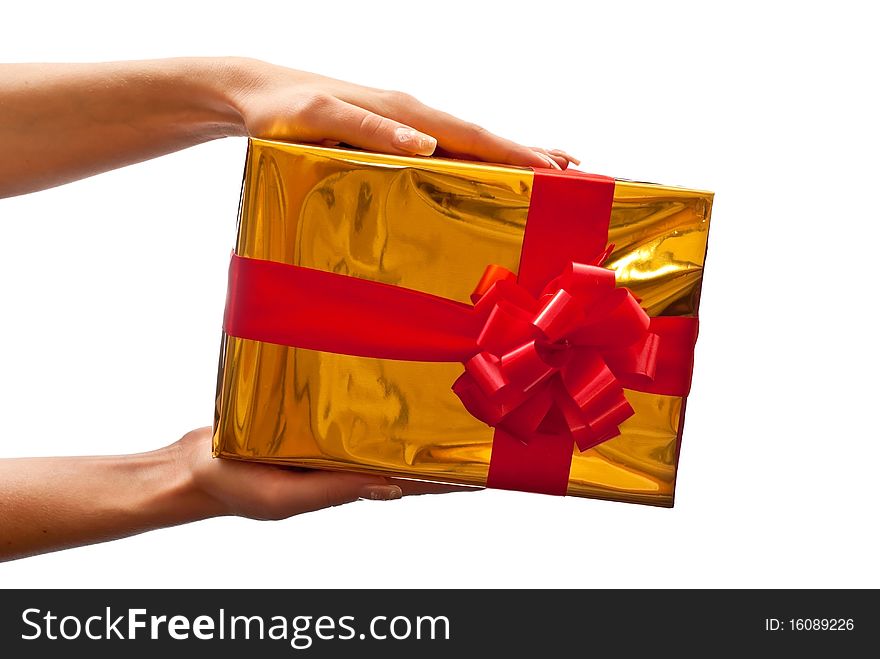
[{"left": 213, "top": 139, "right": 712, "bottom": 506}]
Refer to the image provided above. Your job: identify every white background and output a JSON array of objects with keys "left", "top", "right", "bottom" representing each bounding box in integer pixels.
[{"left": 1, "top": 0, "right": 878, "bottom": 588}]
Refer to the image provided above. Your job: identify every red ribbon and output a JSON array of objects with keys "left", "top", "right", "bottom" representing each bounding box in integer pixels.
[{"left": 223, "top": 168, "right": 698, "bottom": 496}]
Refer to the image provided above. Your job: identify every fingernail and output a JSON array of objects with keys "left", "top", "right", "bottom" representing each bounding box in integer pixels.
[
  {"left": 394, "top": 127, "right": 437, "bottom": 155},
  {"left": 360, "top": 484, "right": 403, "bottom": 501}
]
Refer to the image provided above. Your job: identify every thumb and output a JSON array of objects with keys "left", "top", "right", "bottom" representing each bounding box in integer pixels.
[{"left": 275, "top": 470, "right": 402, "bottom": 515}]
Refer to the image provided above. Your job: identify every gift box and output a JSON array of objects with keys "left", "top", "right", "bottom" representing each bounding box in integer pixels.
[{"left": 213, "top": 138, "right": 712, "bottom": 506}]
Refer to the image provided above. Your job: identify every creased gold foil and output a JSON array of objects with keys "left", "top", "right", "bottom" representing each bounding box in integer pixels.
[{"left": 213, "top": 139, "right": 712, "bottom": 506}]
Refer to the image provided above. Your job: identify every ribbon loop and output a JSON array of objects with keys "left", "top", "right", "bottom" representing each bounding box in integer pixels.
[{"left": 533, "top": 289, "right": 582, "bottom": 341}]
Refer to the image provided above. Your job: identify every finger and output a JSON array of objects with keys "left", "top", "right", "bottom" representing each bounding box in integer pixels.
[
  {"left": 366, "top": 94, "right": 549, "bottom": 168},
  {"left": 431, "top": 144, "right": 548, "bottom": 170},
  {"left": 531, "top": 147, "right": 572, "bottom": 169},
  {"left": 548, "top": 148, "right": 580, "bottom": 166},
  {"left": 390, "top": 478, "right": 483, "bottom": 496},
  {"left": 305, "top": 98, "right": 437, "bottom": 156},
  {"left": 271, "top": 470, "right": 399, "bottom": 515},
  {"left": 534, "top": 151, "right": 563, "bottom": 170}
]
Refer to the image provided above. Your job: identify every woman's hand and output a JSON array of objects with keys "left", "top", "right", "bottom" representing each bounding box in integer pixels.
[
  {"left": 0, "top": 427, "right": 469, "bottom": 561},
  {"left": 179, "top": 427, "right": 468, "bottom": 521},
  {"left": 0, "top": 58, "right": 578, "bottom": 197},
  {"left": 219, "top": 58, "right": 578, "bottom": 169}
]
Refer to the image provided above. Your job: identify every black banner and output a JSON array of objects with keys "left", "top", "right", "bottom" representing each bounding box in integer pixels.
[{"left": 0, "top": 589, "right": 874, "bottom": 656}]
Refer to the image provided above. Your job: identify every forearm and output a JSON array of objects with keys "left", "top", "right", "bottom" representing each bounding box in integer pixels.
[
  {"left": 0, "top": 58, "right": 245, "bottom": 198},
  {"left": 0, "top": 445, "right": 220, "bottom": 561}
]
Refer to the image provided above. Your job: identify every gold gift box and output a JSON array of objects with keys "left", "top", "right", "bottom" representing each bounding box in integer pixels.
[{"left": 213, "top": 138, "right": 712, "bottom": 506}]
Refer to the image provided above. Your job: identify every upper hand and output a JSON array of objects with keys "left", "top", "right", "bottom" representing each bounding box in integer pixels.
[{"left": 218, "top": 58, "right": 578, "bottom": 169}]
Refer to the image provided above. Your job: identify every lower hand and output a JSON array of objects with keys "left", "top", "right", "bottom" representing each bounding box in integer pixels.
[{"left": 177, "top": 427, "right": 471, "bottom": 521}]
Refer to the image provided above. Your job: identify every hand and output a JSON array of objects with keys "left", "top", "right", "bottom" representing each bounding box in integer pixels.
[
  {"left": 1, "top": 58, "right": 579, "bottom": 197},
  {"left": 0, "top": 426, "right": 469, "bottom": 562},
  {"left": 219, "top": 58, "right": 579, "bottom": 169},
  {"left": 177, "top": 427, "right": 471, "bottom": 521}
]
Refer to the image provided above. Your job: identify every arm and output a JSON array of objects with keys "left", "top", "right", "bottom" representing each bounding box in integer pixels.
[
  {"left": 0, "top": 427, "right": 457, "bottom": 562},
  {"left": 0, "top": 57, "right": 566, "bottom": 560},
  {"left": 0, "top": 57, "right": 575, "bottom": 198}
]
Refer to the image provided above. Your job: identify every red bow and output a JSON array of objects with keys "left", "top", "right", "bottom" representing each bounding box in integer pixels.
[{"left": 452, "top": 249, "right": 660, "bottom": 451}]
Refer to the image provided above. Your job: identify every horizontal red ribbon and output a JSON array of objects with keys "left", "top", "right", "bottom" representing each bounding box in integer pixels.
[
  {"left": 224, "top": 253, "right": 481, "bottom": 362},
  {"left": 224, "top": 253, "right": 696, "bottom": 398},
  {"left": 223, "top": 168, "right": 698, "bottom": 496}
]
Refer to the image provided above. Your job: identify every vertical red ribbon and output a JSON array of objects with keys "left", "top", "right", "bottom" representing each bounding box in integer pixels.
[{"left": 485, "top": 170, "right": 615, "bottom": 495}]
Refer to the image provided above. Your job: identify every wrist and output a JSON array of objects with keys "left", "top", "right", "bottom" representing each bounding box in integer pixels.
[
  {"left": 162, "top": 57, "right": 250, "bottom": 140},
  {"left": 132, "top": 441, "right": 226, "bottom": 526},
  {"left": 193, "top": 56, "right": 266, "bottom": 139}
]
